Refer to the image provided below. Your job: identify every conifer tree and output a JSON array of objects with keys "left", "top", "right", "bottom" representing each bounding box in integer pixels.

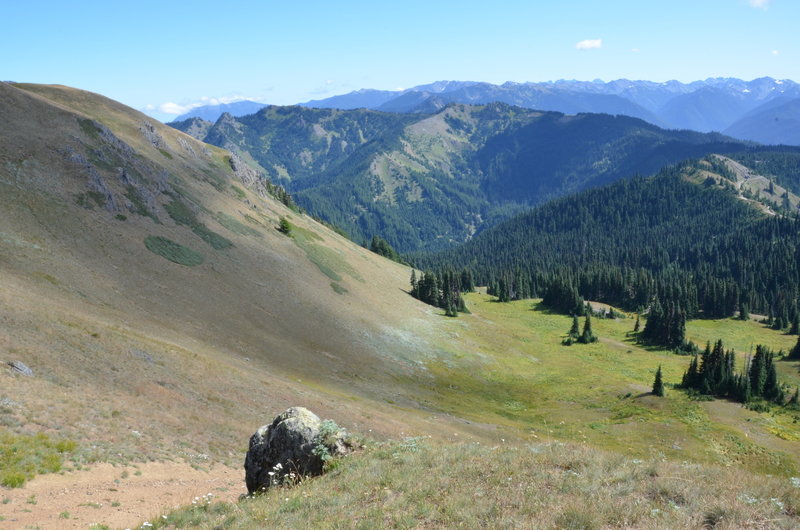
[
  {"left": 739, "top": 302, "right": 749, "bottom": 321},
  {"left": 579, "top": 314, "right": 597, "bottom": 343},
  {"left": 277, "top": 217, "right": 292, "bottom": 235},
  {"left": 789, "top": 336, "right": 800, "bottom": 360},
  {"left": 633, "top": 314, "right": 640, "bottom": 333},
  {"left": 681, "top": 354, "right": 699, "bottom": 389},
  {"left": 652, "top": 365, "right": 665, "bottom": 397},
  {"left": 749, "top": 345, "right": 769, "bottom": 397},
  {"left": 763, "top": 362, "right": 780, "bottom": 403},
  {"left": 569, "top": 316, "right": 580, "bottom": 339},
  {"left": 790, "top": 314, "right": 800, "bottom": 335}
]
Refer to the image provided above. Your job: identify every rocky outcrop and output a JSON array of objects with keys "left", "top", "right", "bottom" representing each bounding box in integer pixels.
[
  {"left": 229, "top": 153, "right": 260, "bottom": 189},
  {"left": 7, "top": 360, "right": 33, "bottom": 376},
  {"left": 244, "top": 407, "right": 351, "bottom": 494},
  {"left": 139, "top": 121, "right": 166, "bottom": 150}
]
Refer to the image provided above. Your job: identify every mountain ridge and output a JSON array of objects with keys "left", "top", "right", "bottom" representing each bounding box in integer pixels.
[
  {"left": 171, "top": 77, "right": 800, "bottom": 145},
  {"left": 172, "top": 101, "right": 750, "bottom": 252}
]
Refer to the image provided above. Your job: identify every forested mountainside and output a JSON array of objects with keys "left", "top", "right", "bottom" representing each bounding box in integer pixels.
[
  {"left": 413, "top": 156, "right": 800, "bottom": 338},
  {"left": 171, "top": 103, "right": 748, "bottom": 252}
]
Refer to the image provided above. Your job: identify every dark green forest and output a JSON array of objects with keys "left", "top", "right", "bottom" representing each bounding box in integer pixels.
[{"left": 413, "top": 158, "right": 800, "bottom": 346}]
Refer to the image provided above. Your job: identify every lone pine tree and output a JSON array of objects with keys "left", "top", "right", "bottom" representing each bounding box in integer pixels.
[{"left": 652, "top": 365, "right": 665, "bottom": 397}]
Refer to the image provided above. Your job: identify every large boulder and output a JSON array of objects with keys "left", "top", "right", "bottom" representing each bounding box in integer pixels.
[{"left": 244, "top": 407, "right": 350, "bottom": 494}]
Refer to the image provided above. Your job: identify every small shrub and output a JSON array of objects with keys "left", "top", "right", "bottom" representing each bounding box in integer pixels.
[
  {"left": 0, "top": 433, "right": 77, "bottom": 488},
  {"left": 278, "top": 217, "right": 292, "bottom": 235},
  {"left": 0, "top": 472, "right": 26, "bottom": 488}
]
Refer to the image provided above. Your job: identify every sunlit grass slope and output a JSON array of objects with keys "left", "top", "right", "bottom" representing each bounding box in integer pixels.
[
  {"left": 146, "top": 438, "right": 800, "bottom": 529},
  {"left": 397, "top": 294, "right": 800, "bottom": 476}
]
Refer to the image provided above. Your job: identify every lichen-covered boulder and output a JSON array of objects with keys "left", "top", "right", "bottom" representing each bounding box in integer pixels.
[{"left": 244, "top": 407, "right": 350, "bottom": 494}]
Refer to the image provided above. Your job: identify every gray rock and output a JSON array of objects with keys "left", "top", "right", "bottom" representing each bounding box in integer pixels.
[
  {"left": 177, "top": 136, "right": 198, "bottom": 158},
  {"left": 139, "top": 121, "right": 165, "bottom": 149},
  {"left": 244, "top": 407, "right": 350, "bottom": 494},
  {"left": 8, "top": 360, "right": 33, "bottom": 376}
]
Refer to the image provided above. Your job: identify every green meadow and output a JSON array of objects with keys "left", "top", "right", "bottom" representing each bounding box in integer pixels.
[{"left": 410, "top": 294, "right": 800, "bottom": 475}]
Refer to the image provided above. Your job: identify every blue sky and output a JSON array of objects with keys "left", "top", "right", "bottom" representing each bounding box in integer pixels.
[{"left": 2, "top": 0, "right": 796, "bottom": 121}]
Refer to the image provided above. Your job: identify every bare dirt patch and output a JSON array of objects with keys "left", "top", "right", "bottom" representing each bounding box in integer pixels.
[{"left": 0, "top": 462, "right": 244, "bottom": 529}]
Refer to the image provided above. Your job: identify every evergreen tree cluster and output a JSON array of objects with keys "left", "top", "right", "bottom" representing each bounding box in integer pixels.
[
  {"left": 369, "top": 235, "right": 406, "bottom": 264},
  {"left": 680, "top": 341, "right": 791, "bottom": 405},
  {"left": 487, "top": 269, "right": 534, "bottom": 303},
  {"left": 263, "top": 180, "right": 296, "bottom": 210},
  {"left": 410, "top": 269, "right": 473, "bottom": 317},
  {"left": 641, "top": 299, "right": 686, "bottom": 348},
  {"left": 563, "top": 314, "right": 598, "bottom": 345}
]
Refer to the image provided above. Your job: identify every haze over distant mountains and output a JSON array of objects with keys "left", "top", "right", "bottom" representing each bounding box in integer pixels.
[{"left": 173, "top": 77, "right": 800, "bottom": 145}]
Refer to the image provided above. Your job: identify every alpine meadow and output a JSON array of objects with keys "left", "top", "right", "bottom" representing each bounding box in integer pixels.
[{"left": 3, "top": 1, "right": 800, "bottom": 528}]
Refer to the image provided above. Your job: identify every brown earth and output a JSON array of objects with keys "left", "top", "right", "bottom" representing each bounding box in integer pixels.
[{"left": 0, "top": 462, "right": 244, "bottom": 529}]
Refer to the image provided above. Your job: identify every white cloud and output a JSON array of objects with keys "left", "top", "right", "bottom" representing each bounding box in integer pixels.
[
  {"left": 748, "top": 0, "right": 770, "bottom": 8},
  {"left": 575, "top": 39, "right": 602, "bottom": 50},
  {"left": 772, "top": 49, "right": 780, "bottom": 55},
  {"left": 631, "top": 48, "right": 640, "bottom": 53},
  {"left": 151, "top": 95, "right": 257, "bottom": 116},
  {"left": 158, "top": 102, "right": 191, "bottom": 115}
]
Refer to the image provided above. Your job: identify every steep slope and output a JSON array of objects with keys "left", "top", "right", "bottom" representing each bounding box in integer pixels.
[
  {"left": 174, "top": 102, "right": 748, "bottom": 252},
  {"left": 0, "top": 82, "right": 492, "bottom": 471},
  {"left": 724, "top": 97, "right": 800, "bottom": 145}
]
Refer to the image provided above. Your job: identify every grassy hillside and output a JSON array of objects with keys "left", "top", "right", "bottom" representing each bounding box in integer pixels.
[
  {"left": 172, "top": 102, "right": 749, "bottom": 252},
  {"left": 2, "top": 83, "right": 799, "bottom": 528},
  {"left": 0, "top": 82, "right": 489, "bottom": 474},
  {"left": 141, "top": 293, "right": 800, "bottom": 528},
  {"left": 146, "top": 438, "right": 800, "bottom": 529}
]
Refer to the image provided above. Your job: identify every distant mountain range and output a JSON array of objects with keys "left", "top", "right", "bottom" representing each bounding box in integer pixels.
[
  {"left": 171, "top": 102, "right": 750, "bottom": 251},
  {"left": 172, "top": 78, "right": 800, "bottom": 145}
]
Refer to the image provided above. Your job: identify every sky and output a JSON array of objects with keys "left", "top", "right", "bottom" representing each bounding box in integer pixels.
[{"left": 2, "top": 0, "right": 797, "bottom": 121}]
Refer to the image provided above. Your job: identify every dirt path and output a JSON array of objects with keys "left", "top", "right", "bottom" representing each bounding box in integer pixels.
[{"left": 0, "top": 462, "right": 246, "bottom": 529}]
